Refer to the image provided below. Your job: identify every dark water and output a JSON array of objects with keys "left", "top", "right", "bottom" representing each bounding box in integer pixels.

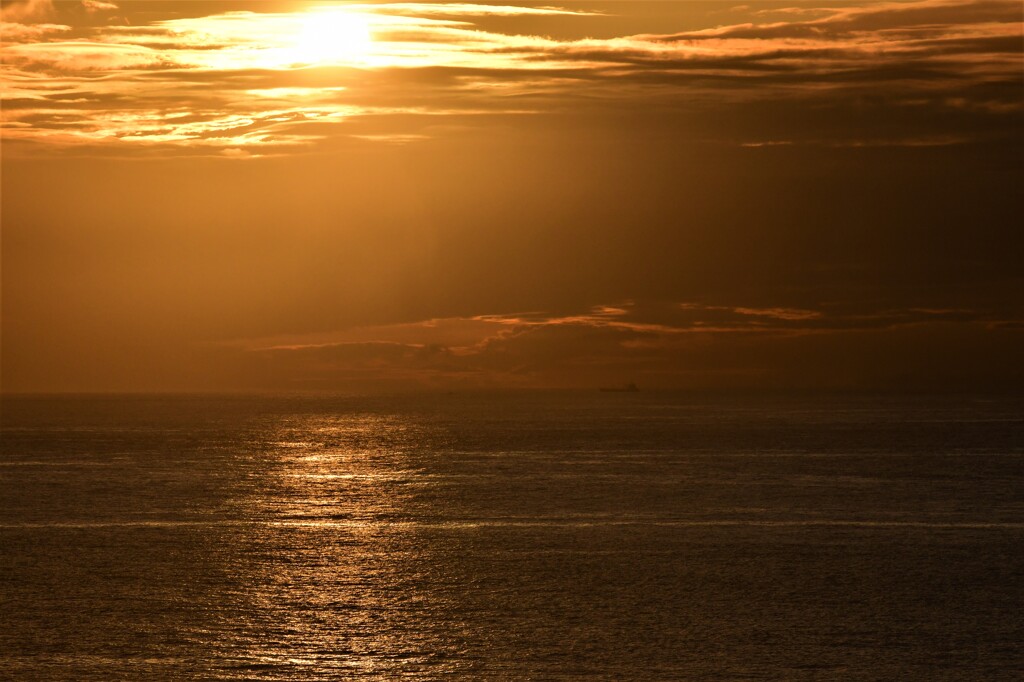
[{"left": 1, "top": 391, "right": 1022, "bottom": 680}]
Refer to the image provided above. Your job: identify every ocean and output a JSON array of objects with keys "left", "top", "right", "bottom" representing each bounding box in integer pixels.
[{"left": 1, "top": 391, "right": 1022, "bottom": 679}]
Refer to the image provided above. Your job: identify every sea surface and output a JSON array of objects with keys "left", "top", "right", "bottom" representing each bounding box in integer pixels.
[{"left": 1, "top": 391, "right": 1022, "bottom": 680}]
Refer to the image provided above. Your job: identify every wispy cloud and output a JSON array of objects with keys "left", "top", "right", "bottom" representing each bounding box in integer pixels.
[
  {"left": 81, "top": 0, "right": 117, "bottom": 13},
  {"left": 248, "top": 299, "right": 1018, "bottom": 348},
  {"left": 2, "top": 0, "right": 1020, "bottom": 153},
  {"left": 1, "top": 0, "right": 55, "bottom": 23},
  {"left": 216, "top": 299, "right": 1022, "bottom": 389}
]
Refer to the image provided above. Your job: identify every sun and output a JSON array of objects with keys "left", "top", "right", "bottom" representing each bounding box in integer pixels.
[{"left": 288, "top": 10, "right": 374, "bottom": 65}]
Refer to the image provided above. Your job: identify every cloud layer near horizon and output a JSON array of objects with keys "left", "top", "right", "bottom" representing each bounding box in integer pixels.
[{"left": 206, "top": 301, "right": 1020, "bottom": 391}]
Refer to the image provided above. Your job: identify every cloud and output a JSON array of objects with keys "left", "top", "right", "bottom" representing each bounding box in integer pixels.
[
  {"left": 340, "top": 3, "right": 598, "bottom": 18},
  {"left": 219, "top": 147, "right": 254, "bottom": 158},
  {"left": 0, "top": 20, "right": 68, "bottom": 41},
  {"left": 1, "top": 0, "right": 1019, "bottom": 153},
  {"left": 0, "top": 0, "right": 54, "bottom": 23},
  {"left": 655, "top": 0, "right": 1018, "bottom": 41},
  {"left": 205, "top": 300, "right": 1022, "bottom": 390},
  {"left": 81, "top": 0, "right": 117, "bottom": 12},
  {"left": 2, "top": 40, "right": 165, "bottom": 70},
  {"left": 731, "top": 307, "right": 822, "bottom": 321}
]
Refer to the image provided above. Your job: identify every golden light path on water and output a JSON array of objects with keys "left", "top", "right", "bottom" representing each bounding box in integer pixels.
[
  {"left": 2, "top": 393, "right": 1024, "bottom": 678},
  {"left": 223, "top": 412, "right": 462, "bottom": 677}
]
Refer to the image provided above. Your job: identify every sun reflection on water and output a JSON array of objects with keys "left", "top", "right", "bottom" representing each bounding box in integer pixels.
[{"left": 216, "top": 411, "right": 466, "bottom": 677}]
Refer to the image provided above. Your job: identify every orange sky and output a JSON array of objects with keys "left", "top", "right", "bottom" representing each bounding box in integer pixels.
[{"left": 2, "top": 0, "right": 1022, "bottom": 391}]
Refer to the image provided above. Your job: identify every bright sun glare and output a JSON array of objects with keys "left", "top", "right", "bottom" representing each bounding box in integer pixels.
[{"left": 288, "top": 10, "right": 374, "bottom": 65}]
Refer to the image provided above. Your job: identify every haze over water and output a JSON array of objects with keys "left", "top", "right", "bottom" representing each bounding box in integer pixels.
[{"left": 1, "top": 391, "right": 1022, "bottom": 679}]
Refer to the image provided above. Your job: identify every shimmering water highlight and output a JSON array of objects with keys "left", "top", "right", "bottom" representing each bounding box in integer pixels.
[{"left": 2, "top": 391, "right": 1022, "bottom": 679}]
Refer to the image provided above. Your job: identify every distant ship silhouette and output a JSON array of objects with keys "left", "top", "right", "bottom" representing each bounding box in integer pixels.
[{"left": 599, "top": 382, "right": 639, "bottom": 392}]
